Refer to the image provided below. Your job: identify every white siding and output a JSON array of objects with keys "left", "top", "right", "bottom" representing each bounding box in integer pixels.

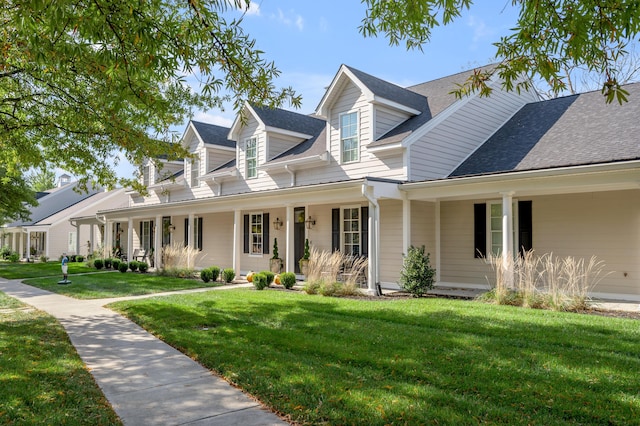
[
  {"left": 409, "top": 87, "right": 538, "bottom": 180},
  {"left": 379, "top": 200, "right": 404, "bottom": 284},
  {"left": 267, "top": 134, "right": 302, "bottom": 160},
  {"left": 410, "top": 200, "right": 437, "bottom": 264},
  {"left": 375, "top": 106, "right": 411, "bottom": 139},
  {"left": 206, "top": 146, "right": 235, "bottom": 173}
]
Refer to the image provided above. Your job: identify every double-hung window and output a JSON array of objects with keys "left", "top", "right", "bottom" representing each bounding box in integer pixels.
[
  {"left": 246, "top": 138, "right": 257, "bottom": 178},
  {"left": 191, "top": 158, "right": 200, "bottom": 187},
  {"left": 340, "top": 112, "right": 359, "bottom": 163},
  {"left": 141, "top": 221, "right": 152, "bottom": 251},
  {"left": 474, "top": 201, "right": 532, "bottom": 258},
  {"left": 343, "top": 207, "right": 360, "bottom": 255},
  {"left": 250, "top": 213, "right": 262, "bottom": 254}
]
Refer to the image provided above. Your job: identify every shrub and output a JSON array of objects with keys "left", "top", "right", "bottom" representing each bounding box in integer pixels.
[
  {"left": 200, "top": 268, "right": 213, "bottom": 283},
  {"left": 399, "top": 245, "right": 436, "bottom": 297},
  {"left": 118, "top": 262, "right": 128, "bottom": 273},
  {"left": 129, "top": 260, "right": 139, "bottom": 272},
  {"left": 156, "top": 267, "right": 195, "bottom": 278},
  {"left": 8, "top": 252, "right": 19, "bottom": 263},
  {"left": 208, "top": 266, "right": 220, "bottom": 282},
  {"left": 69, "top": 254, "right": 77, "bottom": 262},
  {"left": 1, "top": 245, "right": 12, "bottom": 259},
  {"left": 260, "top": 270, "right": 275, "bottom": 286},
  {"left": 252, "top": 273, "right": 268, "bottom": 290},
  {"left": 303, "top": 281, "right": 320, "bottom": 295},
  {"left": 94, "top": 258, "right": 104, "bottom": 269},
  {"left": 222, "top": 268, "right": 235, "bottom": 283},
  {"left": 138, "top": 262, "right": 149, "bottom": 273},
  {"left": 39, "top": 255, "right": 49, "bottom": 263},
  {"left": 104, "top": 258, "right": 113, "bottom": 269},
  {"left": 76, "top": 255, "right": 85, "bottom": 262},
  {"left": 280, "top": 272, "right": 297, "bottom": 289},
  {"left": 112, "top": 258, "right": 121, "bottom": 271}
]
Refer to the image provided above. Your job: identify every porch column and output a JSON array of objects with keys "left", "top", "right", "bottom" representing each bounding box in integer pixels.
[
  {"left": 74, "top": 223, "right": 81, "bottom": 256},
  {"left": 285, "top": 205, "right": 294, "bottom": 273},
  {"left": 154, "top": 214, "right": 162, "bottom": 269},
  {"left": 233, "top": 209, "right": 241, "bottom": 279},
  {"left": 187, "top": 213, "right": 194, "bottom": 248},
  {"left": 402, "top": 195, "right": 411, "bottom": 254},
  {"left": 105, "top": 221, "right": 113, "bottom": 258},
  {"left": 435, "top": 200, "right": 441, "bottom": 283},
  {"left": 45, "top": 229, "right": 50, "bottom": 259},
  {"left": 18, "top": 230, "right": 24, "bottom": 259},
  {"left": 89, "top": 224, "right": 95, "bottom": 256},
  {"left": 501, "top": 192, "right": 514, "bottom": 288},
  {"left": 127, "top": 218, "right": 133, "bottom": 262},
  {"left": 26, "top": 229, "right": 31, "bottom": 261},
  {"left": 362, "top": 183, "right": 380, "bottom": 295}
]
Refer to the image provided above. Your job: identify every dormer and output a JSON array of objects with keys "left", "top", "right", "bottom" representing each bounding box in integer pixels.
[
  {"left": 315, "top": 65, "right": 428, "bottom": 163},
  {"left": 229, "top": 103, "right": 327, "bottom": 180}
]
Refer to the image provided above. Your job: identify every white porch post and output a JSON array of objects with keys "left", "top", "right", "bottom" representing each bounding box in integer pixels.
[
  {"left": 402, "top": 195, "right": 411, "bottom": 255},
  {"left": 26, "top": 229, "right": 31, "bottom": 261},
  {"left": 127, "top": 218, "right": 133, "bottom": 262},
  {"left": 285, "top": 205, "right": 294, "bottom": 273},
  {"left": 187, "top": 213, "right": 194, "bottom": 248},
  {"left": 435, "top": 200, "right": 441, "bottom": 283},
  {"left": 105, "top": 221, "right": 113, "bottom": 258},
  {"left": 233, "top": 209, "right": 241, "bottom": 279},
  {"left": 45, "top": 229, "right": 50, "bottom": 259},
  {"left": 154, "top": 214, "right": 162, "bottom": 269},
  {"left": 367, "top": 201, "right": 377, "bottom": 294},
  {"left": 89, "top": 225, "right": 95, "bottom": 256},
  {"left": 74, "top": 223, "right": 81, "bottom": 256},
  {"left": 501, "top": 192, "right": 514, "bottom": 288},
  {"left": 18, "top": 230, "right": 24, "bottom": 259}
]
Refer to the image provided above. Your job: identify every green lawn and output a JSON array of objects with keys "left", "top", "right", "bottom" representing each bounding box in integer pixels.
[
  {"left": 0, "top": 292, "right": 121, "bottom": 425},
  {"left": 111, "top": 289, "right": 640, "bottom": 425},
  {"left": 0, "top": 261, "right": 94, "bottom": 279}
]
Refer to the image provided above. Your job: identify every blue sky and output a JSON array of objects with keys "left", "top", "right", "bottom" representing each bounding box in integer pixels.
[{"left": 114, "top": 1, "right": 521, "bottom": 178}]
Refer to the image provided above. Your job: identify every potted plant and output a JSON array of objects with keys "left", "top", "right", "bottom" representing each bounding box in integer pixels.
[
  {"left": 299, "top": 238, "right": 310, "bottom": 276},
  {"left": 270, "top": 238, "right": 283, "bottom": 273}
]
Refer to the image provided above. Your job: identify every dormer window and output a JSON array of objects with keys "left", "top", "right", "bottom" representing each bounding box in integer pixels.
[
  {"left": 340, "top": 111, "right": 359, "bottom": 163},
  {"left": 191, "top": 158, "right": 200, "bottom": 187},
  {"left": 246, "top": 138, "right": 257, "bottom": 178}
]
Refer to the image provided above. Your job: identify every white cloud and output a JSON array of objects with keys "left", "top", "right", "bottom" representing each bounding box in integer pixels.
[
  {"left": 245, "top": 1, "right": 260, "bottom": 16},
  {"left": 467, "top": 15, "right": 494, "bottom": 46},
  {"left": 192, "top": 111, "right": 235, "bottom": 128},
  {"left": 273, "top": 8, "right": 304, "bottom": 31}
]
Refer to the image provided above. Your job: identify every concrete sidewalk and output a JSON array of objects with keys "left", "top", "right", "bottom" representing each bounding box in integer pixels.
[{"left": 0, "top": 279, "right": 287, "bottom": 426}]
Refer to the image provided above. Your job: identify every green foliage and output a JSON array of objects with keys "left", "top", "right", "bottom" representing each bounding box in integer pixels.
[
  {"left": 39, "top": 255, "right": 49, "bottom": 263},
  {"left": 93, "top": 258, "right": 104, "bottom": 270},
  {"left": 303, "top": 238, "right": 310, "bottom": 260},
  {"left": 157, "top": 267, "right": 195, "bottom": 278},
  {"left": 222, "top": 268, "right": 235, "bottom": 283},
  {"left": 399, "top": 245, "right": 436, "bottom": 297},
  {"left": 76, "top": 255, "right": 84, "bottom": 263},
  {"left": 280, "top": 272, "right": 297, "bottom": 289},
  {"left": 252, "top": 273, "right": 268, "bottom": 290},
  {"left": 128, "top": 260, "right": 139, "bottom": 272},
  {"left": 111, "top": 258, "right": 121, "bottom": 271},
  {"left": 7, "top": 252, "right": 19, "bottom": 263},
  {"left": 103, "top": 258, "right": 112, "bottom": 269},
  {"left": 118, "top": 262, "right": 128, "bottom": 273},
  {"left": 138, "top": 262, "right": 149, "bottom": 273},
  {"left": 208, "top": 266, "right": 220, "bottom": 282},
  {"left": 360, "top": 0, "right": 639, "bottom": 103},
  {"left": 26, "top": 167, "right": 56, "bottom": 192},
  {"left": 1, "top": 0, "right": 300, "bottom": 191},
  {"left": 272, "top": 238, "right": 279, "bottom": 259},
  {"left": 260, "top": 270, "right": 275, "bottom": 286},
  {"left": 0, "top": 167, "right": 36, "bottom": 224},
  {"left": 1, "top": 246, "right": 12, "bottom": 259},
  {"left": 200, "top": 268, "right": 213, "bottom": 283}
]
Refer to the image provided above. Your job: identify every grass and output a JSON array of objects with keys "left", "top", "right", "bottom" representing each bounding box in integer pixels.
[
  {"left": 0, "top": 292, "right": 121, "bottom": 425},
  {"left": 0, "top": 261, "right": 94, "bottom": 279},
  {"left": 110, "top": 289, "right": 640, "bottom": 425}
]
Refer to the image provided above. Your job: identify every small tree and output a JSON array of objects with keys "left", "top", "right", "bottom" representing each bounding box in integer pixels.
[{"left": 399, "top": 245, "right": 436, "bottom": 297}]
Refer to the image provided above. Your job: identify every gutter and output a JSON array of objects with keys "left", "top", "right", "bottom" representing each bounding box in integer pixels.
[{"left": 284, "top": 165, "right": 295, "bottom": 187}]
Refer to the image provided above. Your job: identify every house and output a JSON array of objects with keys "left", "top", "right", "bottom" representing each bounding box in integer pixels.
[
  {"left": 98, "top": 64, "right": 640, "bottom": 301},
  {"left": 1, "top": 178, "right": 128, "bottom": 260}
]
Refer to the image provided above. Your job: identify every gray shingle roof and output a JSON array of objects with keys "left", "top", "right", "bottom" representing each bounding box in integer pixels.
[
  {"left": 268, "top": 127, "right": 327, "bottom": 164},
  {"left": 7, "top": 182, "right": 100, "bottom": 227},
  {"left": 191, "top": 121, "right": 235, "bottom": 149},
  {"left": 450, "top": 83, "right": 640, "bottom": 177},
  {"left": 251, "top": 105, "right": 325, "bottom": 136},
  {"left": 345, "top": 65, "right": 427, "bottom": 112},
  {"left": 210, "top": 158, "right": 236, "bottom": 173}
]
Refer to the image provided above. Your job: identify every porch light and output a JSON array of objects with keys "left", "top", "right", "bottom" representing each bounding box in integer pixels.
[
  {"left": 305, "top": 216, "right": 316, "bottom": 230},
  {"left": 168, "top": 224, "right": 176, "bottom": 233},
  {"left": 273, "top": 217, "right": 283, "bottom": 230}
]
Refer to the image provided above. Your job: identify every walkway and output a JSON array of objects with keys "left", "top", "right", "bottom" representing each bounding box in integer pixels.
[{"left": 0, "top": 278, "right": 287, "bottom": 426}]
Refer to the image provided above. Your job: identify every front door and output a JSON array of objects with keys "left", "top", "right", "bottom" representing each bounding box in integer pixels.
[{"left": 294, "top": 207, "right": 305, "bottom": 273}]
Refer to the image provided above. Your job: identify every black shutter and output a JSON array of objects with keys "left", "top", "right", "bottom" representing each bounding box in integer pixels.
[
  {"left": 150, "top": 220, "right": 154, "bottom": 250},
  {"left": 243, "top": 214, "right": 250, "bottom": 253},
  {"left": 331, "top": 208, "right": 340, "bottom": 252},
  {"left": 197, "top": 217, "right": 203, "bottom": 251},
  {"left": 474, "top": 203, "right": 486, "bottom": 258},
  {"left": 184, "top": 218, "right": 189, "bottom": 247},
  {"left": 518, "top": 201, "right": 533, "bottom": 256},
  {"left": 139, "top": 222, "right": 143, "bottom": 248},
  {"left": 360, "top": 206, "right": 369, "bottom": 257},
  {"left": 263, "top": 213, "right": 269, "bottom": 254}
]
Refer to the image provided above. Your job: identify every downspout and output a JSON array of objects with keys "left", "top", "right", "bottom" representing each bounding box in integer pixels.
[
  {"left": 361, "top": 183, "right": 381, "bottom": 296},
  {"left": 285, "top": 164, "right": 296, "bottom": 187}
]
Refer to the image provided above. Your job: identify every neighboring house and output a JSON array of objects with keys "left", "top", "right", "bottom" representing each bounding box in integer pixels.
[
  {"left": 98, "top": 64, "right": 640, "bottom": 301},
  {"left": 1, "top": 179, "right": 128, "bottom": 260}
]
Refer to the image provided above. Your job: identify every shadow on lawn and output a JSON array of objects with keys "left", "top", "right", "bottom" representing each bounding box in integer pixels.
[{"left": 112, "top": 293, "right": 640, "bottom": 425}]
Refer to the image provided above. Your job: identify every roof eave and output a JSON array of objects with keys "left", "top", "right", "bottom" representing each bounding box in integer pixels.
[{"left": 261, "top": 152, "right": 330, "bottom": 172}]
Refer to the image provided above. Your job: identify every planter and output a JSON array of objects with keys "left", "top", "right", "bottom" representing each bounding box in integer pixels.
[
  {"left": 270, "top": 258, "right": 283, "bottom": 273},
  {"left": 299, "top": 258, "right": 309, "bottom": 276}
]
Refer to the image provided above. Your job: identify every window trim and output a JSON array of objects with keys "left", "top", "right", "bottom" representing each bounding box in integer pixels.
[
  {"left": 245, "top": 137, "right": 258, "bottom": 179},
  {"left": 339, "top": 111, "right": 359, "bottom": 164},
  {"left": 341, "top": 205, "right": 361, "bottom": 256},
  {"left": 142, "top": 165, "right": 150, "bottom": 187},
  {"left": 249, "top": 212, "right": 263, "bottom": 256},
  {"left": 190, "top": 157, "right": 200, "bottom": 188}
]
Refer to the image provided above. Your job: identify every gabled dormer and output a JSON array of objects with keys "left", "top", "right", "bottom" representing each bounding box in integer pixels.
[
  {"left": 229, "top": 103, "right": 326, "bottom": 181},
  {"left": 315, "top": 64, "right": 428, "bottom": 165}
]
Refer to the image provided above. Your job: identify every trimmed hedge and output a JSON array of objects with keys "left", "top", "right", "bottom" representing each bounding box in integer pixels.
[{"left": 280, "top": 272, "right": 297, "bottom": 289}]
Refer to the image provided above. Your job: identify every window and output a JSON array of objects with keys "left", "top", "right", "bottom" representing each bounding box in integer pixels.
[
  {"left": 184, "top": 217, "right": 203, "bottom": 250},
  {"left": 190, "top": 158, "right": 200, "bottom": 187},
  {"left": 243, "top": 213, "right": 270, "bottom": 255},
  {"left": 142, "top": 165, "right": 150, "bottom": 187},
  {"left": 474, "top": 201, "right": 532, "bottom": 258},
  {"left": 343, "top": 207, "right": 360, "bottom": 255},
  {"left": 140, "top": 221, "right": 152, "bottom": 251},
  {"left": 340, "top": 112, "right": 359, "bottom": 163},
  {"left": 246, "top": 138, "right": 257, "bottom": 178}
]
